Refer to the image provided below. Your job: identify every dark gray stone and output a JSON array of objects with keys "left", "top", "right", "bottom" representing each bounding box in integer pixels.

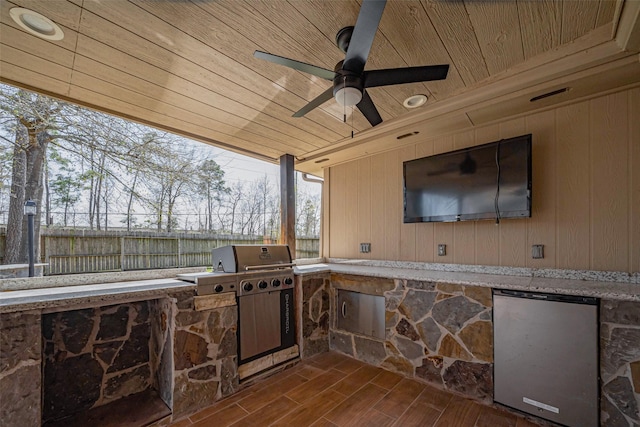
[
  {"left": 217, "top": 328, "right": 237, "bottom": 358},
  {"left": 0, "top": 312, "right": 41, "bottom": 373},
  {"left": 176, "top": 310, "right": 207, "bottom": 328},
  {"left": 60, "top": 309, "right": 95, "bottom": 354},
  {"left": 396, "top": 318, "right": 420, "bottom": 341},
  {"left": 174, "top": 291, "right": 195, "bottom": 310},
  {"left": 172, "top": 372, "right": 218, "bottom": 418},
  {"left": 406, "top": 280, "right": 436, "bottom": 291},
  {"left": 603, "top": 376, "right": 640, "bottom": 421},
  {"left": 602, "top": 327, "right": 640, "bottom": 379},
  {"left": 394, "top": 335, "right": 425, "bottom": 360},
  {"left": 602, "top": 300, "right": 640, "bottom": 326},
  {"left": 321, "top": 289, "right": 330, "bottom": 312},
  {"left": 97, "top": 305, "right": 130, "bottom": 340},
  {"left": 302, "top": 302, "right": 318, "bottom": 338},
  {"left": 104, "top": 364, "right": 150, "bottom": 399},
  {"left": 386, "top": 290, "right": 405, "bottom": 311},
  {"left": 0, "top": 364, "right": 41, "bottom": 427},
  {"left": 43, "top": 352, "right": 103, "bottom": 422},
  {"left": 42, "top": 313, "right": 55, "bottom": 340},
  {"left": 417, "top": 317, "right": 442, "bottom": 352},
  {"left": 399, "top": 289, "right": 437, "bottom": 321},
  {"left": 479, "top": 311, "right": 491, "bottom": 321},
  {"left": 133, "top": 301, "right": 150, "bottom": 324},
  {"left": 108, "top": 323, "right": 150, "bottom": 372},
  {"left": 318, "top": 312, "right": 329, "bottom": 332},
  {"left": 432, "top": 296, "right": 484, "bottom": 334},
  {"left": 330, "top": 330, "right": 353, "bottom": 356},
  {"left": 94, "top": 341, "right": 123, "bottom": 366},
  {"left": 353, "top": 335, "right": 386, "bottom": 365},
  {"left": 188, "top": 364, "right": 217, "bottom": 380},
  {"left": 416, "top": 357, "right": 443, "bottom": 385},
  {"left": 303, "top": 337, "right": 329, "bottom": 358},
  {"left": 443, "top": 360, "right": 493, "bottom": 400},
  {"left": 602, "top": 393, "right": 632, "bottom": 427},
  {"left": 220, "top": 357, "right": 239, "bottom": 398}
]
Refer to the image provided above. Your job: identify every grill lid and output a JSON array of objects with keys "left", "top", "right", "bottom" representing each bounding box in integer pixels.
[{"left": 212, "top": 244, "right": 292, "bottom": 273}]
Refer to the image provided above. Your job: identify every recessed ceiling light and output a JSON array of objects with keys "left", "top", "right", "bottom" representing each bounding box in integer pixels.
[
  {"left": 9, "top": 7, "right": 64, "bottom": 41},
  {"left": 403, "top": 94, "right": 428, "bottom": 109}
]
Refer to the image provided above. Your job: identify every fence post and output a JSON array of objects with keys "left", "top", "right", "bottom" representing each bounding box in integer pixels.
[
  {"left": 120, "top": 235, "right": 125, "bottom": 271},
  {"left": 177, "top": 237, "right": 182, "bottom": 267}
]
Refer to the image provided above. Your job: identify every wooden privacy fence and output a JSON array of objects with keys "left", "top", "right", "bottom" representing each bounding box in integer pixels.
[{"left": 0, "top": 229, "right": 320, "bottom": 276}]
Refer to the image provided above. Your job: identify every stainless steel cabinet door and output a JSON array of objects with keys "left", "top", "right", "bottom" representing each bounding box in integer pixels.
[
  {"left": 493, "top": 292, "right": 598, "bottom": 427},
  {"left": 337, "top": 290, "right": 385, "bottom": 339},
  {"left": 239, "top": 292, "right": 281, "bottom": 360}
]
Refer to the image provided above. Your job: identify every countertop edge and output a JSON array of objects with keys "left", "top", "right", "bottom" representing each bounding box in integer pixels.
[
  {"left": 296, "top": 263, "right": 639, "bottom": 302},
  {"left": 0, "top": 279, "right": 195, "bottom": 314}
]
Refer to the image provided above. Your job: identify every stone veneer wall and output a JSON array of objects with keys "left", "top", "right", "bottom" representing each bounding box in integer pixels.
[
  {"left": 329, "top": 274, "right": 493, "bottom": 402},
  {"left": 0, "top": 310, "right": 42, "bottom": 426},
  {"left": 600, "top": 300, "right": 640, "bottom": 426},
  {"left": 42, "top": 301, "right": 157, "bottom": 423},
  {"left": 171, "top": 290, "right": 239, "bottom": 419},
  {"left": 298, "top": 273, "right": 330, "bottom": 358}
]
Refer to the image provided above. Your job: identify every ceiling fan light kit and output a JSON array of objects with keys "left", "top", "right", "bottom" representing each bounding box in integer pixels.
[{"left": 253, "top": 0, "right": 449, "bottom": 128}]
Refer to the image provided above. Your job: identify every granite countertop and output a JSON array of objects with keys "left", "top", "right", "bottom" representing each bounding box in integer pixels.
[
  {"left": 0, "top": 278, "right": 194, "bottom": 314},
  {"left": 294, "top": 260, "right": 640, "bottom": 302}
]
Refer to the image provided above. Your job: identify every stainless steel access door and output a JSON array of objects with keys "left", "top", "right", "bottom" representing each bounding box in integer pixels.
[
  {"left": 337, "top": 290, "right": 385, "bottom": 339},
  {"left": 238, "top": 291, "right": 281, "bottom": 361},
  {"left": 493, "top": 290, "right": 598, "bottom": 427}
]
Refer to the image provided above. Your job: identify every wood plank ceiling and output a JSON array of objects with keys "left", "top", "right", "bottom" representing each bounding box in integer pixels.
[{"left": 1, "top": 0, "right": 639, "bottom": 176}]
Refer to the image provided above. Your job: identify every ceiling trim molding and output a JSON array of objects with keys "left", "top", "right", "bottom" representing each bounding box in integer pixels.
[{"left": 615, "top": 0, "right": 640, "bottom": 51}]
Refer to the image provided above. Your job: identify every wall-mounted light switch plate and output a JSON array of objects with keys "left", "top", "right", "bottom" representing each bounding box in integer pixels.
[
  {"left": 360, "top": 243, "right": 371, "bottom": 253},
  {"left": 532, "top": 244, "right": 544, "bottom": 259},
  {"left": 437, "top": 244, "right": 446, "bottom": 256}
]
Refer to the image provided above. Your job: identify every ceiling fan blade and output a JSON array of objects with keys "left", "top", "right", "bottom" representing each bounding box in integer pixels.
[
  {"left": 343, "top": 0, "right": 387, "bottom": 74},
  {"left": 357, "top": 90, "right": 383, "bottom": 127},
  {"left": 363, "top": 65, "right": 449, "bottom": 88},
  {"left": 293, "top": 87, "right": 335, "bottom": 117},
  {"left": 254, "top": 51, "right": 336, "bottom": 81}
]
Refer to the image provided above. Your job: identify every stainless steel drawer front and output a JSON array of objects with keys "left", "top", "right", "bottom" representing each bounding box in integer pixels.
[{"left": 337, "top": 290, "right": 385, "bottom": 340}]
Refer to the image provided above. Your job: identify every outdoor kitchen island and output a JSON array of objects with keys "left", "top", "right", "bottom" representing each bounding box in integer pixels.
[{"left": 1, "top": 261, "right": 638, "bottom": 426}]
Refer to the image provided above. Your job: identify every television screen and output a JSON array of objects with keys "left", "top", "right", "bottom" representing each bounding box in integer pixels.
[{"left": 403, "top": 134, "right": 532, "bottom": 223}]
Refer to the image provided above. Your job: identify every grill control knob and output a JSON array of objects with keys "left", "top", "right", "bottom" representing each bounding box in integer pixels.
[
  {"left": 243, "top": 282, "right": 253, "bottom": 292},
  {"left": 258, "top": 280, "right": 268, "bottom": 289},
  {"left": 271, "top": 279, "right": 281, "bottom": 287},
  {"left": 214, "top": 285, "right": 224, "bottom": 293},
  {"left": 284, "top": 277, "right": 293, "bottom": 285}
]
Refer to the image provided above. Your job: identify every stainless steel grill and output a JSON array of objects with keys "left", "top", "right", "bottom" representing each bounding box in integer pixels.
[
  {"left": 178, "top": 244, "right": 295, "bottom": 296},
  {"left": 177, "top": 244, "right": 296, "bottom": 368}
]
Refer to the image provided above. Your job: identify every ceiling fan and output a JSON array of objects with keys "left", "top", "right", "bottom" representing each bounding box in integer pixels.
[{"left": 253, "top": 0, "right": 449, "bottom": 127}]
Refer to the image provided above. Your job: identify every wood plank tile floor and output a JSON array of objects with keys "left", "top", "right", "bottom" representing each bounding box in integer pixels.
[{"left": 170, "top": 352, "right": 543, "bottom": 427}]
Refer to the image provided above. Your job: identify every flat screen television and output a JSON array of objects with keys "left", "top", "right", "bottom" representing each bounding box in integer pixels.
[{"left": 403, "top": 134, "right": 532, "bottom": 223}]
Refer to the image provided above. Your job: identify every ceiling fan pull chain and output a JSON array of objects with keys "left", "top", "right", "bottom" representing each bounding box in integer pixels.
[
  {"left": 343, "top": 76, "right": 347, "bottom": 124},
  {"left": 351, "top": 105, "right": 354, "bottom": 139}
]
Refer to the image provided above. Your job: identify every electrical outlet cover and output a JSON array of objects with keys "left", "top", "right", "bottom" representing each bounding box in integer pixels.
[{"left": 438, "top": 244, "right": 446, "bottom": 256}]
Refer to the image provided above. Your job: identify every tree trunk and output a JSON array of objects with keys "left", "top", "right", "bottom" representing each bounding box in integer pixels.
[
  {"left": 4, "top": 124, "right": 48, "bottom": 265},
  {"left": 4, "top": 125, "right": 27, "bottom": 264},
  {"left": 21, "top": 130, "right": 48, "bottom": 262}
]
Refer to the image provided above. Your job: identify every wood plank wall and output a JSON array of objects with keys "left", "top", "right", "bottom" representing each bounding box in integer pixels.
[{"left": 327, "top": 87, "right": 640, "bottom": 273}]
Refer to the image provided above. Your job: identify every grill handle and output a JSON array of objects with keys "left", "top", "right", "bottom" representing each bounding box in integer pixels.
[{"left": 244, "top": 263, "right": 295, "bottom": 271}]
